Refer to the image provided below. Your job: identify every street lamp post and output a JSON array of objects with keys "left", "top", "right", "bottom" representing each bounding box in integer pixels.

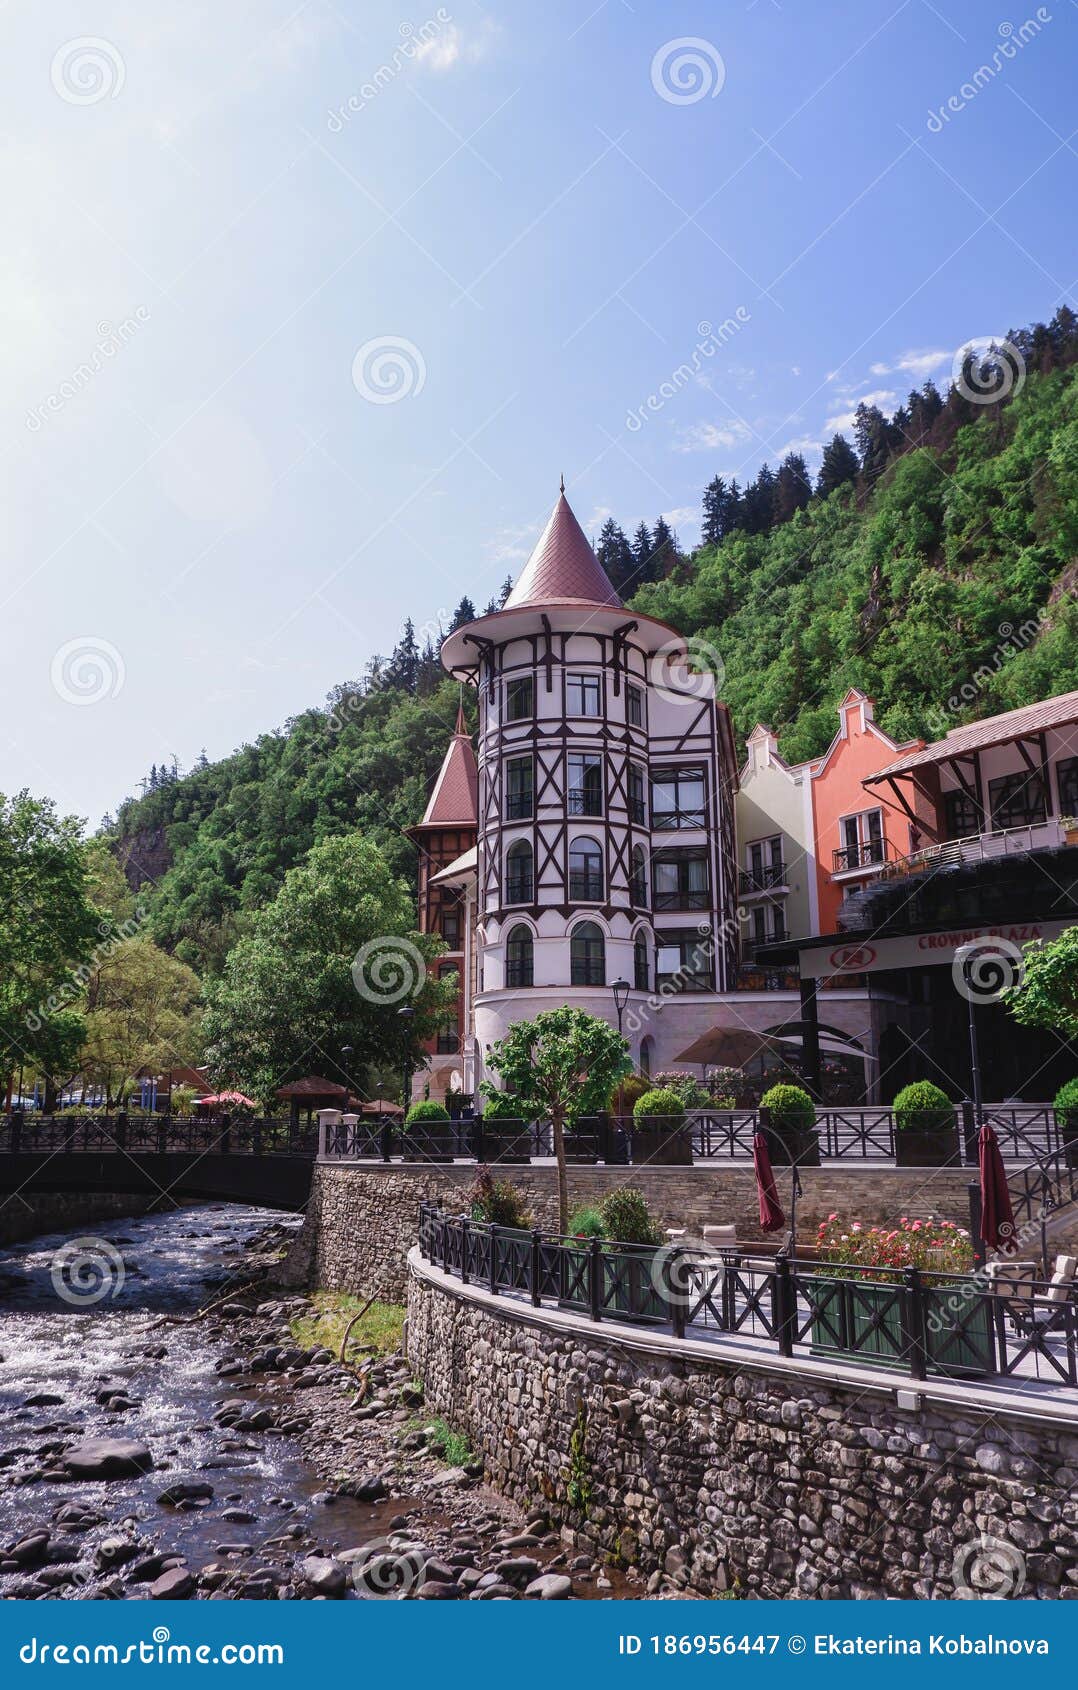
[{"left": 397, "top": 1005, "right": 416, "bottom": 1115}]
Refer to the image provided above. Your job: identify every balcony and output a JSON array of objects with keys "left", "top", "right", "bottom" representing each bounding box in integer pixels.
[
  {"left": 629, "top": 799, "right": 646, "bottom": 825},
  {"left": 568, "top": 871, "right": 604, "bottom": 901},
  {"left": 738, "top": 863, "right": 787, "bottom": 896},
  {"left": 879, "top": 819, "right": 1066, "bottom": 880},
  {"left": 832, "top": 838, "right": 887, "bottom": 875},
  {"left": 505, "top": 876, "right": 533, "bottom": 905},
  {"left": 741, "top": 929, "right": 787, "bottom": 963},
  {"left": 653, "top": 888, "right": 710, "bottom": 912},
  {"left": 651, "top": 808, "right": 706, "bottom": 831},
  {"left": 505, "top": 794, "right": 534, "bottom": 821},
  {"left": 567, "top": 786, "right": 603, "bottom": 818}
]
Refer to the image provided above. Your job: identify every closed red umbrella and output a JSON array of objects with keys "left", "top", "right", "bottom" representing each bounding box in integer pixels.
[
  {"left": 753, "top": 1130, "right": 786, "bottom": 1233},
  {"left": 978, "top": 1122, "right": 1017, "bottom": 1253}
]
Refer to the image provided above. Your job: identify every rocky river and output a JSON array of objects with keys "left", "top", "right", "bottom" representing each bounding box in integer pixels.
[{"left": 0, "top": 1203, "right": 644, "bottom": 1601}]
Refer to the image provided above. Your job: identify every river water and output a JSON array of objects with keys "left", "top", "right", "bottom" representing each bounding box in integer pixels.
[{"left": 0, "top": 1203, "right": 383, "bottom": 1596}]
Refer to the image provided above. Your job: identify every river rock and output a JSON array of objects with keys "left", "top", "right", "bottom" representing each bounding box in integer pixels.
[
  {"left": 525, "top": 1573, "right": 573, "bottom": 1600},
  {"left": 24, "top": 1393, "right": 65, "bottom": 1408},
  {"left": 150, "top": 1567, "right": 196, "bottom": 1599},
  {"left": 61, "top": 1439, "right": 153, "bottom": 1479},
  {"left": 301, "top": 1556, "right": 347, "bottom": 1597},
  {"left": 157, "top": 1481, "right": 214, "bottom": 1507},
  {"left": 8, "top": 1531, "right": 50, "bottom": 1566}
]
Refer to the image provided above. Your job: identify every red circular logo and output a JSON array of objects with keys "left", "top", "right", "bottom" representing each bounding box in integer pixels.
[{"left": 829, "top": 943, "right": 876, "bottom": 970}]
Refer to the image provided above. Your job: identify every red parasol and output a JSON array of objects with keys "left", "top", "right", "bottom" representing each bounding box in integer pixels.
[
  {"left": 194, "top": 1091, "right": 258, "bottom": 1110},
  {"left": 752, "top": 1129, "right": 786, "bottom": 1233},
  {"left": 978, "top": 1122, "right": 1017, "bottom": 1253}
]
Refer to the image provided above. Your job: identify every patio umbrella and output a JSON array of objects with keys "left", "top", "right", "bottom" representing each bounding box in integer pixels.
[
  {"left": 752, "top": 1130, "right": 785, "bottom": 1233},
  {"left": 978, "top": 1122, "right": 1017, "bottom": 1253}
]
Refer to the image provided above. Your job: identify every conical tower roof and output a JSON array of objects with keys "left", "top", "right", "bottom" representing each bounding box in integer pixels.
[
  {"left": 503, "top": 484, "right": 622, "bottom": 610},
  {"left": 414, "top": 702, "right": 477, "bottom": 829}
]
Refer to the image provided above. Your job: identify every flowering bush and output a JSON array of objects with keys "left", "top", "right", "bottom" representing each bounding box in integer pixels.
[
  {"left": 652, "top": 1070, "right": 710, "bottom": 1109},
  {"left": 706, "top": 1065, "right": 745, "bottom": 1107},
  {"left": 816, "top": 1213, "right": 974, "bottom": 1278}
]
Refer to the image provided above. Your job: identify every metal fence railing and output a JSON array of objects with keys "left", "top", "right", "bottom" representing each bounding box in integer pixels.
[
  {"left": 417, "top": 1202, "right": 1078, "bottom": 1396},
  {"left": 0, "top": 1114, "right": 317, "bottom": 1156}
]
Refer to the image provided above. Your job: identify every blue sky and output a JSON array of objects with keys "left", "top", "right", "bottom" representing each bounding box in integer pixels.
[{"left": 2, "top": 0, "right": 1076, "bottom": 821}]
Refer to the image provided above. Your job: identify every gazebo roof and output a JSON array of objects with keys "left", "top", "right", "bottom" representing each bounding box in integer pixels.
[{"left": 275, "top": 1075, "right": 349, "bottom": 1100}]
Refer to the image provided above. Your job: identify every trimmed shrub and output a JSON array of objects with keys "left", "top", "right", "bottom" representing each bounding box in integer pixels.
[
  {"left": 597, "top": 1186, "right": 662, "bottom": 1247},
  {"left": 468, "top": 1165, "right": 532, "bottom": 1229},
  {"left": 893, "top": 1080, "right": 954, "bottom": 1133},
  {"left": 567, "top": 1204, "right": 605, "bottom": 1239},
  {"left": 405, "top": 1100, "right": 450, "bottom": 1125},
  {"left": 632, "top": 1087, "right": 686, "bottom": 1124},
  {"left": 1054, "top": 1077, "right": 1078, "bottom": 1124},
  {"left": 760, "top": 1083, "right": 815, "bottom": 1132}
]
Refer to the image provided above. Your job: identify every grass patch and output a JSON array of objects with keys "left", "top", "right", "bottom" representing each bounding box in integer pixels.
[
  {"left": 426, "top": 1417, "right": 473, "bottom": 1467},
  {"left": 290, "top": 1292, "right": 404, "bottom": 1362}
]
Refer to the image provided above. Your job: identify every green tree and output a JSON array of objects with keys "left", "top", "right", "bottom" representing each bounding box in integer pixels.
[
  {"left": 482, "top": 1008, "right": 631, "bottom": 1231},
  {"left": 1004, "top": 929, "right": 1078, "bottom": 1039},
  {"left": 595, "top": 518, "right": 634, "bottom": 596},
  {"left": 815, "top": 434, "right": 859, "bottom": 497},
  {"left": 202, "top": 832, "right": 454, "bottom": 1101},
  {"left": 0, "top": 792, "right": 100, "bottom": 1106},
  {"left": 82, "top": 937, "right": 203, "bottom": 1108}
]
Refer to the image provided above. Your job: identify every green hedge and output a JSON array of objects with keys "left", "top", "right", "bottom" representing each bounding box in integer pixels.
[
  {"left": 405, "top": 1100, "right": 451, "bottom": 1125},
  {"left": 760, "top": 1083, "right": 815, "bottom": 1132},
  {"left": 893, "top": 1080, "right": 954, "bottom": 1133},
  {"left": 1054, "top": 1077, "right": 1078, "bottom": 1129},
  {"left": 632, "top": 1087, "right": 686, "bottom": 1123}
]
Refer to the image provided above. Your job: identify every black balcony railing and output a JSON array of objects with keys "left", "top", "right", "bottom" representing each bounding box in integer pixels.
[
  {"left": 652, "top": 809, "right": 706, "bottom": 831},
  {"left": 505, "top": 794, "right": 534, "bottom": 821},
  {"left": 505, "top": 876, "right": 533, "bottom": 904},
  {"left": 739, "top": 863, "right": 787, "bottom": 893},
  {"left": 505, "top": 961, "right": 534, "bottom": 988},
  {"left": 567, "top": 787, "right": 603, "bottom": 817},
  {"left": 833, "top": 838, "right": 886, "bottom": 872},
  {"left": 568, "top": 871, "right": 604, "bottom": 900},
  {"left": 652, "top": 888, "right": 710, "bottom": 911},
  {"left": 629, "top": 799, "right": 646, "bottom": 825}
]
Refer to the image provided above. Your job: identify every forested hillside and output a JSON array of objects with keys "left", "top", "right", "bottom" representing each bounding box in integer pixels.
[{"left": 108, "top": 308, "right": 1078, "bottom": 978}]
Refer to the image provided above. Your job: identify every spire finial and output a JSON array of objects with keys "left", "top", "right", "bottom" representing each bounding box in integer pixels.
[
  {"left": 559, "top": 472, "right": 565, "bottom": 495},
  {"left": 454, "top": 684, "right": 467, "bottom": 737}
]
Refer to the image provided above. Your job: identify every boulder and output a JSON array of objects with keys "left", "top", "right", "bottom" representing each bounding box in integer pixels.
[
  {"left": 150, "top": 1567, "right": 196, "bottom": 1599},
  {"left": 301, "top": 1556, "right": 347, "bottom": 1598},
  {"left": 525, "top": 1572, "right": 573, "bottom": 1600},
  {"left": 61, "top": 1440, "right": 153, "bottom": 1480}
]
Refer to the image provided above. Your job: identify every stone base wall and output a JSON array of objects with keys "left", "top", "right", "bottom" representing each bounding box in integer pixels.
[
  {"left": 407, "top": 1254, "right": 1078, "bottom": 1600},
  {"left": 288, "top": 1161, "right": 980, "bottom": 1301},
  {"left": 0, "top": 1192, "right": 155, "bottom": 1249}
]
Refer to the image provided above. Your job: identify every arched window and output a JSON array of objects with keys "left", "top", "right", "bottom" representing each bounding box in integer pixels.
[
  {"left": 505, "top": 924, "right": 534, "bottom": 988},
  {"left": 571, "top": 920, "right": 605, "bottom": 987},
  {"left": 506, "top": 839, "right": 533, "bottom": 904},
  {"left": 634, "top": 931, "right": 649, "bottom": 992},
  {"left": 568, "top": 837, "right": 603, "bottom": 902},
  {"left": 631, "top": 845, "right": 648, "bottom": 907},
  {"left": 639, "top": 1035, "right": 654, "bottom": 1078}
]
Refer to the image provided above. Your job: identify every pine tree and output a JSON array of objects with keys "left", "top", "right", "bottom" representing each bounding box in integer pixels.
[
  {"left": 385, "top": 617, "right": 420, "bottom": 692},
  {"left": 815, "top": 434, "right": 860, "bottom": 497},
  {"left": 482, "top": 596, "right": 498, "bottom": 615},
  {"left": 854, "top": 404, "right": 895, "bottom": 488},
  {"left": 650, "top": 516, "right": 676, "bottom": 577},
  {"left": 701, "top": 475, "right": 741, "bottom": 547},
  {"left": 416, "top": 636, "right": 442, "bottom": 697},
  {"left": 449, "top": 598, "right": 477, "bottom": 633},
  {"left": 771, "top": 454, "right": 812, "bottom": 526},
  {"left": 596, "top": 518, "right": 634, "bottom": 595},
  {"left": 499, "top": 575, "right": 514, "bottom": 607},
  {"left": 741, "top": 465, "right": 775, "bottom": 535}
]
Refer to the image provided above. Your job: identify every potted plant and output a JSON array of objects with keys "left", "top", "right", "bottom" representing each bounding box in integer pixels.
[
  {"left": 1054, "top": 1077, "right": 1078, "bottom": 1168},
  {"left": 1062, "top": 815, "right": 1078, "bottom": 846},
  {"left": 475, "top": 1088, "right": 532, "bottom": 1162},
  {"left": 759, "top": 1083, "right": 820, "bottom": 1166},
  {"left": 403, "top": 1099, "right": 455, "bottom": 1162},
  {"left": 892, "top": 1081, "right": 960, "bottom": 1167},
  {"left": 808, "top": 1215, "right": 991, "bottom": 1376},
  {"left": 630, "top": 1088, "right": 693, "bottom": 1165},
  {"left": 561, "top": 1188, "right": 667, "bottom": 1324}
]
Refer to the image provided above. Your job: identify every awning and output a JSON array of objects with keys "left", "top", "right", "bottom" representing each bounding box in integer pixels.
[{"left": 430, "top": 846, "right": 478, "bottom": 887}]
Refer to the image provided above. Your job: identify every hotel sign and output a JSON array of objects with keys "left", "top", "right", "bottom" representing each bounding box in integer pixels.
[{"left": 800, "top": 919, "right": 1074, "bottom": 979}]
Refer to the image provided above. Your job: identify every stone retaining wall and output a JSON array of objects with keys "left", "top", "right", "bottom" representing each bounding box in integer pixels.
[
  {"left": 407, "top": 1252, "right": 1078, "bottom": 1600},
  {"left": 286, "top": 1161, "right": 979, "bottom": 1300}
]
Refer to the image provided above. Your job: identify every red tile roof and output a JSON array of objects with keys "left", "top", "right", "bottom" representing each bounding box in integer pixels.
[
  {"left": 866, "top": 689, "right": 1078, "bottom": 783},
  {"left": 504, "top": 487, "right": 622, "bottom": 610},
  {"left": 416, "top": 702, "right": 478, "bottom": 827}
]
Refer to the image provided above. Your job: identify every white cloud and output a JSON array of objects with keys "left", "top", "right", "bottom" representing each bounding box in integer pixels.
[
  {"left": 417, "top": 20, "right": 499, "bottom": 71},
  {"left": 485, "top": 522, "right": 538, "bottom": 567},
  {"left": 662, "top": 506, "right": 697, "bottom": 527},
  {"left": 869, "top": 348, "right": 950, "bottom": 380},
  {"left": 673, "top": 419, "right": 753, "bottom": 454},
  {"left": 824, "top": 388, "right": 895, "bottom": 431}
]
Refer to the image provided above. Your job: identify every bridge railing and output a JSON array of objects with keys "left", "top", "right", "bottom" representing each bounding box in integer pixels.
[{"left": 0, "top": 1114, "right": 317, "bottom": 1156}]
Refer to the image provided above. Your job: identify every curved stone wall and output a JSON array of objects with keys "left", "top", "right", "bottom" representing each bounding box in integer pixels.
[{"left": 406, "top": 1249, "right": 1078, "bottom": 1601}]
